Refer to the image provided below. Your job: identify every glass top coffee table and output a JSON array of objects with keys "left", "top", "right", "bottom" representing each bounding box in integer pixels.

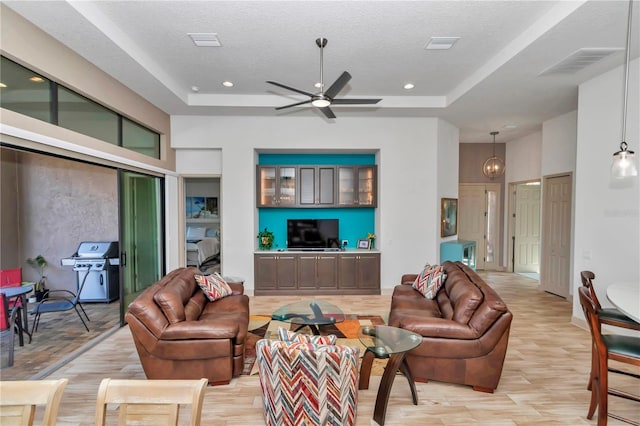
[
  {"left": 358, "top": 325, "right": 421, "bottom": 426},
  {"left": 271, "top": 299, "right": 345, "bottom": 335}
]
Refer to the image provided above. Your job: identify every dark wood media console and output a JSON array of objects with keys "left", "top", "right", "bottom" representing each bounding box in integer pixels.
[{"left": 254, "top": 251, "right": 380, "bottom": 295}]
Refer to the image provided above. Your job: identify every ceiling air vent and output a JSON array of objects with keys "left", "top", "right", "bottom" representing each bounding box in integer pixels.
[
  {"left": 424, "top": 37, "right": 460, "bottom": 50},
  {"left": 188, "top": 33, "right": 222, "bottom": 47},
  {"left": 539, "top": 48, "right": 623, "bottom": 75}
]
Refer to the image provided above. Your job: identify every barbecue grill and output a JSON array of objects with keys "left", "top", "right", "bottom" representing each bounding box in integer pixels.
[{"left": 61, "top": 241, "right": 120, "bottom": 303}]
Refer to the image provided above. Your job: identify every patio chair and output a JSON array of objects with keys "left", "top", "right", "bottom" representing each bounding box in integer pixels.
[
  {"left": 94, "top": 378, "right": 208, "bottom": 426},
  {"left": 29, "top": 273, "right": 91, "bottom": 333},
  {"left": 0, "top": 378, "right": 68, "bottom": 426}
]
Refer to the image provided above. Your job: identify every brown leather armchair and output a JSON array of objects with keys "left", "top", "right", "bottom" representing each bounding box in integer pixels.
[
  {"left": 125, "top": 267, "right": 249, "bottom": 385},
  {"left": 388, "top": 261, "right": 512, "bottom": 392}
]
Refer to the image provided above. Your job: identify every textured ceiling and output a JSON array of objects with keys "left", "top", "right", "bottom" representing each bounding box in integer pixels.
[{"left": 3, "top": 0, "right": 639, "bottom": 143}]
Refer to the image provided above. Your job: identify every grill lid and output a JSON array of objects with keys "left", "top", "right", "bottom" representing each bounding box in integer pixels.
[{"left": 75, "top": 241, "right": 119, "bottom": 259}]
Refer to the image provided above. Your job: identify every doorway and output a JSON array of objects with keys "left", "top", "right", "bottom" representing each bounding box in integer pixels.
[
  {"left": 540, "top": 173, "right": 572, "bottom": 298},
  {"left": 184, "top": 177, "right": 221, "bottom": 273},
  {"left": 508, "top": 180, "right": 541, "bottom": 278},
  {"left": 458, "top": 183, "right": 501, "bottom": 270}
]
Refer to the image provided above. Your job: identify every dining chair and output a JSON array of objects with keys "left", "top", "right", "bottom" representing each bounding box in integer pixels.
[
  {"left": 0, "top": 268, "right": 23, "bottom": 331},
  {"left": 578, "top": 286, "right": 640, "bottom": 425},
  {"left": 0, "top": 294, "right": 21, "bottom": 367},
  {"left": 0, "top": 378, "right": 68, "bottom": 426},
  {"left": 94, "top": 378, "right": 208, "bottom": 426},
  {"left": 580, "top": 271, "right": 640, "bottom": 391}
]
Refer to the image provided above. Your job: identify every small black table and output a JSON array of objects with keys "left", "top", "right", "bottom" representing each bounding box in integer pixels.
[
  {"left": 358, "top": 325, "right": 421, "bottom": 425},
  {"left": 271, "top": 299, "right": 345, "bottom": 335}
]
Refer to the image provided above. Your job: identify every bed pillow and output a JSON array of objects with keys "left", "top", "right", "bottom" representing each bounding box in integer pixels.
[
  {"left": 194, "top": 273, "right": 233, "bottom": 302},
  {"left": 412, "top": 264, "right": 446, "bottom": 299},
  {"left": 186, "top": 226, "right": 206, "bottom": 240},
  {"left": 205, "top": 227, "right": 219, "bottom": 238}
]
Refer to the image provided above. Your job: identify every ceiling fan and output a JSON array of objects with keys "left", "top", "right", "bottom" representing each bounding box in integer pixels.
[{"left": 267, "top": 37, "right": 382, "bottom": 119}]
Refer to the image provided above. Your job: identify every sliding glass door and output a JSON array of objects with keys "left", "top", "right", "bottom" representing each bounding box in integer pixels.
[{"left": 119, "top": 170, "right": 164, "bottom": 323}]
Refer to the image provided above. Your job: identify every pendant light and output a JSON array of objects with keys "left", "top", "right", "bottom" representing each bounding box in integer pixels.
[
  {"left": 611, "top": 0, "right": 638, "bottom": 178},
  {"left": 482, "top": 131, "right": 505, "bottom": 179}
]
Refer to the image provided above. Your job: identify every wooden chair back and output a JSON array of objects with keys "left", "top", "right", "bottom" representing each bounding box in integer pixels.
[
  {"left": 0, "top": 378, "right": 68, "bottom": 426},
  {"left": 94, "top": 378, "right": 208, "bottom": 426}
]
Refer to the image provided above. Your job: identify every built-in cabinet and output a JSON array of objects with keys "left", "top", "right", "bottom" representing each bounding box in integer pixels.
[
  {"left": 257, "top": 166, "right": 296, "bottom": 207},
  {"left": 254, "top": 251, "right": 380, "bottom": 295},
  {"left": 257, "top": 165, "right": 376, "bottom": 208}
]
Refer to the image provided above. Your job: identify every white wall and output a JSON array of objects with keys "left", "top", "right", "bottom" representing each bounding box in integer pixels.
[
  {"left": 542, "top": 110, "right": 577, "bottom": 176},
  {"left": 506, "top": 131, "right": 542, "bottom": 184},
  {"left": 573, "top": 58, "right": 640, "bottom": 321},
  {"left": 171, "top": 115, "right": 458, "bottom": 292}
]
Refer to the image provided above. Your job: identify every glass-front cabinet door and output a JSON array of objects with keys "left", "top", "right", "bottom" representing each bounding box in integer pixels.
[
  {"left": 278, "top": 167, "right": 296, "bottom": 206},
  {"left": 357, "top": 166, "right": 376, "bottom": 206},
  {"left": 257, "top": 166, "right": 296, "bottom": 207},
  {"left": 338, "top": 166, "right": 377, "bottom": 207},
  {"left": 299, "top": 166, "right": 335, "bottom": 206}
]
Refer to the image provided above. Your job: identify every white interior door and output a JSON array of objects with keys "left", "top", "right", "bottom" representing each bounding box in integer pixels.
[
  {"left": 514, "top": 182, "right": 541, "bottom": 273},
  {"left": 541, "top": 174, "right": 572, "bottom": 298}
]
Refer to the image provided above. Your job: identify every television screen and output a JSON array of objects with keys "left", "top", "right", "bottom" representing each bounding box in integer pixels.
[{"left": 287, "top": 219, "right": 339, "bottom": 249}]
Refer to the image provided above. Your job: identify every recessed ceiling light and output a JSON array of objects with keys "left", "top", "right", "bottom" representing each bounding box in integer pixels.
[
  {"left": 314, "top": 82, "right": 323, "bottom": 88},
  {"left": 191, "top": 86, "right": 200, "bottom": 92},
  {"left": 29, "top": 76, "right": 44, "bottom": 83},
  {"left": 222, "top": 81, "right": 234, "bottom": 87},
  {"left": 0, "top": 83, "right": 6, "bottom": 88},
  {"left": 424, "top": 37, "right": 460, "bottom": 50},
  {"left": 187, "top": 33, "right": 222, "bottom": 47},
  {"left": 403, "top": 83, "right": 415, "bottom": 90}
]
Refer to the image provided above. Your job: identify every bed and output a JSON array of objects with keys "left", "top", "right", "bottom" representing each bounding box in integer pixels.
[{"left": 186, "top": 225, "right": 220, "bottom": 268}]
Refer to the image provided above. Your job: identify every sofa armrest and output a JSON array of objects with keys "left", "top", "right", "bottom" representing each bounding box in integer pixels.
[
  {"left": 399, "top": 317, "right": 480, "bottom": 339},
  {"left": 228, "top": 282, "right": 244, "bottom": 295},
  {"left": 401, "top": 274, "right": 418, "bottom": 285},
  {"left": 159, "top": 319, "right": 239, "bottom": 340}
]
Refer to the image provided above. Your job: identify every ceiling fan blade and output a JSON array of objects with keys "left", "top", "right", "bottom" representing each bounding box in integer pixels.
[
  {"left": 331, "top": 98, "right": 382, "bottom": 105},
  {"left": 266, "top": 81, "right": 314, "bottom": 97},
  {"left": 319, "top": 106, "right": 336, "bottom": 119},
  {"left": 275, "top": 99, "right": 312, "bottom": 110},
  {"left": 324, "top": 71, "right": 352, "bottom": 99}
]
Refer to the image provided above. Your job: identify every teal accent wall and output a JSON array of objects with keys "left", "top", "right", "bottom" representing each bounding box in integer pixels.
[
  {"left": 257, "top": 153, "right": 376, "bottom": 249},
  {"left": 258, "top": 208, "right": 374, "bottom": 249}
]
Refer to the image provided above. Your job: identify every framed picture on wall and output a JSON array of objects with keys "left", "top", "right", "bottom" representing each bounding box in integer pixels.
[{"left": 441, "top": 198, "right": 458, "bottom": 237}]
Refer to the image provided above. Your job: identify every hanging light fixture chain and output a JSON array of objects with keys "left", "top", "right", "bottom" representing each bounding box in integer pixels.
[{"left": 620, "top": 0, "right": 633, "bottom": 147}]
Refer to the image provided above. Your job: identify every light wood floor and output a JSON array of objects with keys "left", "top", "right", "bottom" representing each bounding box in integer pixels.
[{"left": 11, "top": 272, "right": 640, "bottom": 425}]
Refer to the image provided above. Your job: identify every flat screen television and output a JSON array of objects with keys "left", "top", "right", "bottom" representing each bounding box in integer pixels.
[{"left": 287, "top": 219, "right": 339, "bottom": 249}]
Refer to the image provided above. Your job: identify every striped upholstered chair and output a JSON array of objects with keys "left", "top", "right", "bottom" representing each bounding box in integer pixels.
[{"left": 256, "top": 336, "right": 360, "bottom": 426}]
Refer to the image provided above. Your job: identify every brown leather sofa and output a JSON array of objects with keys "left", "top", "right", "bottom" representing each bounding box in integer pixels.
[
  {"left": 125, "top": 267, "right": 249, "bottom": 385},
  {"left": 388, "top": 261, "right": 512, "bottom": 393}
]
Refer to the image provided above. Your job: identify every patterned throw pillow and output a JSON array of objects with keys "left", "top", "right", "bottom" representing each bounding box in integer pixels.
[
  {"left": 277, "top": 327, "right": 337, "bottom": 345},
  {"left": 194, "top": 273, "right": 233, "bottom": 302},
  {"left": 412, "top": 264, "right": 446, "bottom": 299}
]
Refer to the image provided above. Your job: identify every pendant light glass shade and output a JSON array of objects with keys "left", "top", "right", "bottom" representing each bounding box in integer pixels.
[
  {"left": 612, "top": 142, "right": 638, "bottom": 178},
  {"left": 482, "top": 131, "right": 505, "bottom": 179},
  {"left": 611, "top": 0, "right": 637, "bottom": 179}
]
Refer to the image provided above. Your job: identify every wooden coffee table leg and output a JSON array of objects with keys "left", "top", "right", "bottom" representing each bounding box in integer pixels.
[
  {"left": 399, "top": 357, "right": 418, "bottom": 405},
  {"left": 359, "top": 349, "right": 375, "bottom": 390},
  {"left": 373, "top": 352, "right": 406, "bottom": 426}
]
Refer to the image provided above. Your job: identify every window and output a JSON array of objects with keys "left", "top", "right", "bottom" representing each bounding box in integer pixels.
[
  {"left": 1, "top": 56, "right": 161, "bottom": 159},
  {"left": 58, "top": 86, "right": 119, "bottom": 145},
  {"left": 0, "top": 56, "right": 52, "bottom": 123}
]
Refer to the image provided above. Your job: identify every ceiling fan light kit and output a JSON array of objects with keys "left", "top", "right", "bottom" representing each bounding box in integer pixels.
[{"left": 267, "top": 37, "right": 382, "bottom": 119}]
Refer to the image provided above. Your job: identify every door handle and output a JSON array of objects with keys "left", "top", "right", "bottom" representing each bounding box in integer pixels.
[{"left": 121, "top": 251, "right": 127, "bottom": 267}]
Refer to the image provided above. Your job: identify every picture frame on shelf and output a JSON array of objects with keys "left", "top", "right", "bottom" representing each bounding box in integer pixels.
[
  {"left": 357, "top": 239, "right": 371, "bottom": 250},
  {"left": 441, "top": 198, "right": 458, "bottom": 237}
]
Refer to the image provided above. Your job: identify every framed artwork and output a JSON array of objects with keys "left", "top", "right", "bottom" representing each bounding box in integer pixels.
[
  {"left": 441, "top": 198, "right": 458, "bottom": 237},
  {"left": 357, "top": 239, "right": 371, "bottom": 250},
  {"left": 186, "top": 196, "right": 218, "bottom": 218}
]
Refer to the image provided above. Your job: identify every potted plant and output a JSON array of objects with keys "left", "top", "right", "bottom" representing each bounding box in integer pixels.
[
  {"left": 26, "top": 255, "right": 48, "bottom": 301},
  {"left": 257, "top": 228, "right": 275, "bottom": 250}
]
